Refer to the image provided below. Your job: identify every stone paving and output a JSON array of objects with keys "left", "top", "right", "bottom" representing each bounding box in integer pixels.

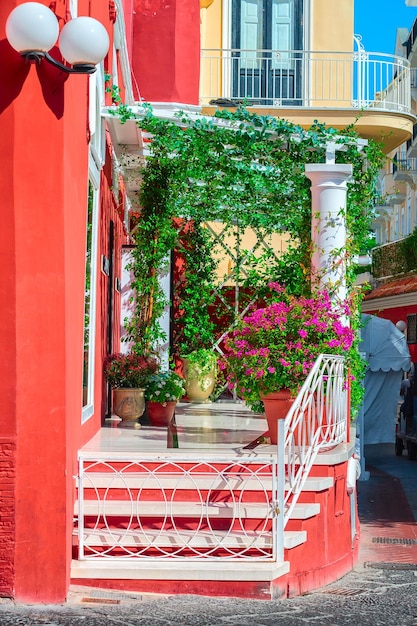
[{"left": 2, "top": 443, "right": 417, "bottom": 625}]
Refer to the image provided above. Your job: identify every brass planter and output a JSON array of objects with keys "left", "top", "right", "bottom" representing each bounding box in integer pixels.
[
  {"left": 183, "top": 357, "right": 216, "bottom": 403},
  {"left": 112, "top": 388, "right": 145, "bottom": 422}
]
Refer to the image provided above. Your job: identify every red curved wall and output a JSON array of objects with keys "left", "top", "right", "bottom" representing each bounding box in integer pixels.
[{"left": 0, "top": 0, "right": 126, "bottom": 603}]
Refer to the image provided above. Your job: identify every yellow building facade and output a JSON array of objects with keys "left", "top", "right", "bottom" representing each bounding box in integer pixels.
[{"left": 199, "top": 0, "right": 413, "bottom": 154}]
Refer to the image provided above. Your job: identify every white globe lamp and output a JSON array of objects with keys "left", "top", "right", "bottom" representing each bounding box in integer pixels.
[
  {"left": 6, "top": 2, "right": 59, "bottom": 54},
  {"left": 5, "top": 3, "right": 109, "bottom": 74},
  {"left": 59, "top": 17, "right": 110, "bottom": 67}
]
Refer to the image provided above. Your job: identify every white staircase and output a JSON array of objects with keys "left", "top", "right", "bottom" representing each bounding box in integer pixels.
[{"left": 71, "top": 463, "right": 333, "bottom": 585}]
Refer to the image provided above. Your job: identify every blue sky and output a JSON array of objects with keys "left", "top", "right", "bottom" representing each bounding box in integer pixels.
[{"left": 354, "top": 0, "right": 417, "bottom": 53}]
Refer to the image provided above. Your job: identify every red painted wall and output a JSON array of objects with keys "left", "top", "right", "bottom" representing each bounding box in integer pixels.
[
  {"left": 363, "top": 303, "right": 417, "bottom": 363},
  {"left": 122, "top": 0, "right": 135, "bottom": 93},
  {"left": 0, "top": 0, "right": 126, "bottom": 602},
  {"left": 132, "top": 0, "right": 200, "bottom": 104},
  {"left": 286, "top": 461, "right": 359, "bottom": 596},
  {"left": 0, "top": 1, "right": 19, "bottom": 598}
]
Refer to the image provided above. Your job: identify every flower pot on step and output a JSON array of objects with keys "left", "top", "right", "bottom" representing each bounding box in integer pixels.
[
  {"left": 147, "top": 401, "right": 177, "bottom": 427},
  {"left": 112, "top": 388, "right": 145, "bottom": 424},
  {"left": 261, "top": 390, "right": 294, "bottom": 444},
  {"left": 182, "top": 352, "right": 217, "bottom": 403}
]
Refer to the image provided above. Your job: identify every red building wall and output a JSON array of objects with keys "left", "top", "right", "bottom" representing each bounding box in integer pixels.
[
  {"left": 0, "top": 0, "right": 126, "bottom": 602},
  {"left": 132, "top": 0, "right": 200, "bottom": 104},
  {"left": 363, "top": 302, "right": 417, "bottom": 363}
]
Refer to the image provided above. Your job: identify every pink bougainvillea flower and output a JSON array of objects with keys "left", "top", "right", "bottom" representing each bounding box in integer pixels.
[{"left": 218, "top": 282, "right": 360, "bottom": 413}]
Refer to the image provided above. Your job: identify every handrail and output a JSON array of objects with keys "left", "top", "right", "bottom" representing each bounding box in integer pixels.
[
  {"left": 281, "top": 354, "right": 347, "bottom": 526},
  {"left": 200, "top": 49, "right": 411, "bottom": 115}
]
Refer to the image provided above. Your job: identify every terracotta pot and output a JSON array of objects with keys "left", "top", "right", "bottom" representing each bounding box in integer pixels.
[
  {"left": 147, "top": 401, "right": 177, "bottom": 427},
  {"left": 112, "top": 388, "right": 145, "bottom": 423},
  {"left": 261, "top": 390, "right": 294, "bottom": 444}
]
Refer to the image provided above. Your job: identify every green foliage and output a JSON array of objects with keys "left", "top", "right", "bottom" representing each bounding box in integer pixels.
[
  {"left": 105, "top": 80, "right": 137, "bottom": 124},
  {"left": 175, "top": 222, "right": 218, "bottom": 355},
  {"left": 400, "top": 228, "right": 417, "bottom": 270},
  {"left": 109, "top": 103, "right": 384, "bottom": 418},
  {"left": 347, "top": 291, "right": 367, "bottom": 418},
  {"left": 372, "top": 227, "right": 417, "bottom": 278},
  {"left": 103, "top": 352, "right": 160, "bottom": 388},
  {"left": 134, "top": 106, "right": 384, "bottom": 296},
  {"left": 123, "top": 161, "right": 178, "bottom": 354},
  {"left": 182, "top": 348, "right": 217, "bottom": 373}
]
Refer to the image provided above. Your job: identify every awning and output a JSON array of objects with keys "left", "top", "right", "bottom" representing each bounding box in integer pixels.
[{"left": 359, "top": 314, "right": 411, "bottom": 372}]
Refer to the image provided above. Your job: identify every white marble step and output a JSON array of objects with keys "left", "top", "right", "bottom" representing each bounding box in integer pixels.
[
  {"left": 76, "top": 472, "right": 333, "bottom": 492},
  {"left": 74, "top": 528, "right": 307, "bottom": 551},
  {"left": 71, "top": 558, "right": 291, "bottom": 582},
  {"left": 75, "top": 500, "right": 273, "bottom": 517},
  {"left": 290, "top": 502, "right": 320, "bottom": 519},
  {"left": 74, "top": 499, "right": 320, "bottom": 520}
]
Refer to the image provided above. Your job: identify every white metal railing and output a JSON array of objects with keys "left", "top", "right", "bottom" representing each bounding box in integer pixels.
[
  {"left": 76, "top": 457, "right": 281, "bottom": 561},
  {"left": 200, "top": 49, "right": 411, "bottom": 114},
  {"left": 76, "top": 355, "right": 347, "bottom": 564},
  {"left": 282, "top": 354, "right": 347, "bottom": 525}
]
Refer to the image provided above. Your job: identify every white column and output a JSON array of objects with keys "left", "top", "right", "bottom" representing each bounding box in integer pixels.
[{"left": 305, "top": 163, "right": 353, "bottom": 303}]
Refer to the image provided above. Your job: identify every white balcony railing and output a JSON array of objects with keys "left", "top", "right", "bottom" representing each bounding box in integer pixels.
[{"left": 200, "top": 49, "right": 411, "bottom": 114}]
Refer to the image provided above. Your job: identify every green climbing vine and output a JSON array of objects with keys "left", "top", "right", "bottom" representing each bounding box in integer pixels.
[
  {"left": 373, "top": 226, "right": 417, "bottom": 278},
  {"left": 108, "top": 98, "right": 386, "bottom": 415}
]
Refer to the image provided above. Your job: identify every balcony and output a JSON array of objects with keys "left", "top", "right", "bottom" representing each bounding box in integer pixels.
[
  {"left": 372, "top": 204, "right": 393, "bottom": 222},
  {"left": 380, "top": 175, "right": 407, "bottom": 205},
  {"left": 393, "top": 154, "right": 417, "bottom": 185},
  {"left": 200, "top": 49, "right": 415, "bottom": 153},
  {"left": 406, "top": 122, "right": 417, "bottom": 157}
]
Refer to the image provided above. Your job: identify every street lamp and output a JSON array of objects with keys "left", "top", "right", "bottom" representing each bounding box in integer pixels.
[{"left": 6, "top": 2, "right": 109, "bottom": 74}]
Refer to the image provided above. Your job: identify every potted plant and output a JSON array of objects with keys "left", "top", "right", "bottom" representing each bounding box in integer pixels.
[
  {"left": 104, "top": 352, "right": 160, "bottom": 424},
  {"left": 181, "top": 348, "right": 218, "bottom": 403},
  {"left": 145, "top": 369, "right": 186, "bottom": 426},
  {"left": 219, "top": 282, "right": 358, "bottom": 441}
]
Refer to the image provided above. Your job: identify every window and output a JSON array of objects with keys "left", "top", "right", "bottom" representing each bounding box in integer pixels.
[
  {"left": 407, "top": 314, "right": 417, "bottom": 344},
  {"left": 82, "top": 68, "right": 105, "bottom": 422},
  {"left": 82, "top": 180, "right": 99, "bottom": 421},
  {"left": 231, "top": 0, "right": 303, "bottom": 104}
]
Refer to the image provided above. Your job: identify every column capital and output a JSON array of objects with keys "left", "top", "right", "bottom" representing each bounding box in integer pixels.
[{"left": 305, "top": 163, "right": 353, "bottom": 187}]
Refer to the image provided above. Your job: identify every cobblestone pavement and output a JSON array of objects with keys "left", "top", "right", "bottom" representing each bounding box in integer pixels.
[
  {"left": 2, "top": 569, "right": 417, "bottom": 626},
  {"left": 2, "top": 443, "right": 417, "bottom": 625}
]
